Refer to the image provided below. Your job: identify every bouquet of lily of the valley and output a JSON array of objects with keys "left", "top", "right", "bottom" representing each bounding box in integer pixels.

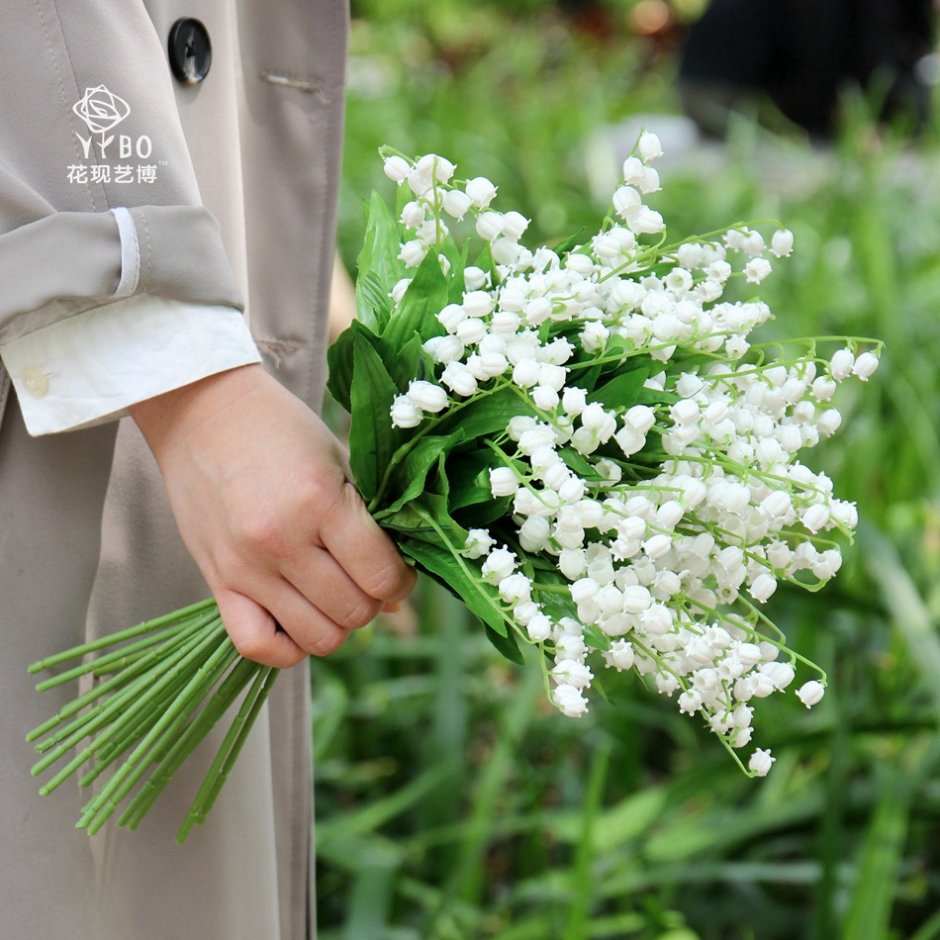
[{"left": 28, "top": 134, "right": 881, "bottom": 839}]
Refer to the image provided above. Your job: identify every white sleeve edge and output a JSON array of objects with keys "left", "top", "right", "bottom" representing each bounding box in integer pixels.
[
  {"left": 111, "top": 206, "right": 141, "bottom": 299},
  {"left": 0, "top": 295, "right": 261, "bottom": 436}
]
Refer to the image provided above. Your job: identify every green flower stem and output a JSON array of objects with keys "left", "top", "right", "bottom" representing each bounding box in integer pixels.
[
  {"left": 717, "top": 735, "right": 751, "bottom": 775},
  {"left": 79, "top": 622, "right": 229, "bottom": 834},
  {"left": 39, "top": 660, "right": 200, "bottom": 795},
  {"left": 410, "top": 507, "right": 527, "bottom": 644},
  {"left": 27, "top": 660, "right": 158, "bottom": 745},
  {"left": 176, "top": 666, "right": 278, "bottom": 842},
  {"left": 565, "top": 344, "right": 672, "bottom": 373},
  {"left": 27, "top": 623, "right": 205, "bottom": 744},
  {"left": 80, "top": 635, "right": 237, "bottom": 835},
  {"left": 737, "top": 596, "right": 828, "bottom": 682},
  {"left": 27, "top": 598, "right": 217, "bottom": 674},
  {"left": 31, "top": 618, "right": 215, "bottom": 762},
  {"left": 33, "top": 651, "right": 192, "bottom": 773},
  {"left": 144, "top": 643, "right": 242, "bottom": 767},
  {"left": 630, "top": 637, "right": 689, "bottom": 690},
  {"left": 89, "top": 629, "right": 192, "bottom": 678},
  {"left": 100, "top": 645, "right": 241, "bottom": 791},
  {"left": 748, "top": 334, "right": 885, "bottom": 352},
  {"left": 33, "top": 609, "right": 216, "bottom": 692},
  {"left": 77, "top": 657, "right": 212, "bottom": 789},
  {"left": 47, "top": 620, "right": 220, "bottom": 798},
  {"left": 120, "top": 656, "right": 261, "bottom": 831}
]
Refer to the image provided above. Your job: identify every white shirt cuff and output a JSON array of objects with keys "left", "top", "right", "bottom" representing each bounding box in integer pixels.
[{"left": 1, "top": 296, "right": 262, "bottom": 436}]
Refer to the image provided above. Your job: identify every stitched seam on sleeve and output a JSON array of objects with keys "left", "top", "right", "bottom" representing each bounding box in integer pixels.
[
  {"left": 139, "top": 212, "right": 153, "bottom": 293},
  {"left": 43, "top": 0, "right": 109, "bottom": 210}
]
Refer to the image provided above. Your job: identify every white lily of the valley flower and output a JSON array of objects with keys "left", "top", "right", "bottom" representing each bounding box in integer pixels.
[
  {"left": 406, "top": 380, "right": 448, "bottom": 413},
  {"left": 748, "top": 748, "right": 775, "bottom": 777},
  {"left": 796, "top": 680, "right": 825, "bottom": 708},
  {"left": 383, "top": 155, "right": 410, "bottom": 183},
  {"left": 465, "top": 176, "right": 498, "bottom": 208}
]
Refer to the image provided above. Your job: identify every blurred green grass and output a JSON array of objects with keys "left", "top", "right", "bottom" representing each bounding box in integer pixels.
[{"left": 315, "top": 7, "right": 940, "bottom": 938}]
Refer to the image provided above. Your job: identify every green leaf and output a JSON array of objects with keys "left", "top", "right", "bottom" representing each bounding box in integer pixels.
[
  {"left": 382, "top": 251, "right": 449, "bottom": 350},
  {"left": 446, "top": 240, "right": 471, "bottom": 305},
  {"left": 583, "top": 623, "right": 612, "bottom": 652},
  {"left": 484, "top": 622, "right": 525, "bottom": 665},
  {"left": 354, "top": 273, "right": 392, "bottom": 334},
  {"left": 356, "top": 193, "right": 404, "bottom": 330},
  {"left": 473, "top": 243, "right": 494, "bottom": 278},
  {"left": 349, "top": 335, "right": 404, "bottom": 502},
  {"left": 637, "top": 386, "right": 680, "bottom": 406},
  {"left": 384, "top": 333, "right": 435, "bottom": 391},
  {"left": 558, "top": 445, "right": 605, "bottom": 481},
  {"left": 440, "top": 448, "right": 514, "bottom": 525},
  {"left": 588, "top": 366, "right": 650, "bottom": 410},
  {"left": 399, "top": 537, "right": 514, "bottom": 642},
  {"left": 434, "top": 386, "right": 536, "bottom": 440},
  {"left": 327, "top": 320, "right": 378, "bottom": 412},
  {"left": 551, "top": 228, "right": 587, "bottom": 256},
  {"left": 381, "top": 431, "right": 466, "bottom": 516},
  {"left": 376, "top": 504, "right": 432, "bottom": 534}
]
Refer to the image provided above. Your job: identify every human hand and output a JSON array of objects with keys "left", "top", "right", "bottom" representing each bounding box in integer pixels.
[{"left": 129, "top": 364, "right": 416, "bottom": 668}]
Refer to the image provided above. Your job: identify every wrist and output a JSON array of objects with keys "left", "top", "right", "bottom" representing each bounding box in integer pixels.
[{"left": 130, "top": 363, "right": 267, "bottom": 459}]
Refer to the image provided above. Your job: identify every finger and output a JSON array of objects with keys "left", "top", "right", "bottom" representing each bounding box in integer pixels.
[
  {"left": 320, "top": 483, "right": 417, "bottom": 603},
  {"left": 215, "top": 589, "right": 306, "bottom": 669},
  {"left": 280, "top": 545, "right": 383, "bottom": 631},
  {"left": 245, "top": 576, "right": 350, "bottom": 659}
]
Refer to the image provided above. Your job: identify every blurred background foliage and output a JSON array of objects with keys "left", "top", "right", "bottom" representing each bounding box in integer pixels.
[{"left": 315, "top": 2, "right": 940, "bottom": 937}]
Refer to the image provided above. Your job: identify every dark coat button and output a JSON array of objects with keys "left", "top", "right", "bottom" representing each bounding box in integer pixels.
[{"left": 168, "top": 18, "right": 212, "bottom": 84}]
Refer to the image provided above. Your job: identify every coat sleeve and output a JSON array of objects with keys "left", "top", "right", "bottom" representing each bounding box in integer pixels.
[{"left": 0, "top": 1, "right": 260, "bottom": 436}]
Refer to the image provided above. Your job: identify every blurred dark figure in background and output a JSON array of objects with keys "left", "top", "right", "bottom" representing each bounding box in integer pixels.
[{"left": 679, "top": 0, "right": 936, "bottom": 138}]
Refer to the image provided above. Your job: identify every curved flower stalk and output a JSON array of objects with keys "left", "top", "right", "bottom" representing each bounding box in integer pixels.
[{"left": 28, "top": 135, "right": 881, "bottom": 839}]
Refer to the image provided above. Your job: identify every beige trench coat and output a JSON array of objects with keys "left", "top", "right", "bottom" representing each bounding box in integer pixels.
[{"left": 0, "top": 2, "right": 347, "bottom": 938}]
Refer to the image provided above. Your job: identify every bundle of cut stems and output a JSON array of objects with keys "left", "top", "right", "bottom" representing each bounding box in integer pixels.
[{"left": 27, "top": 597, "right": 274, "bottom": 842}]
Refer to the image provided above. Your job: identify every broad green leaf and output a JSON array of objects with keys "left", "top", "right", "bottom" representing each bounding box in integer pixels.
[
  {"left": 444, "top": 447, "right": 512, "bottom": 525},
  {"left": 356, "top": 192, "right": 404, "bottom": 329},
  {"left": 484, "top": 622, "right": 524, "bottom": 665},
  {"left": 637, "top": 385, "right": 680, "bottom": 406},
  {"left": 377, "top": 503, "right": 432, "bottom": 534},
  {"left": 354, "top": 272, "right": 391, "bottom": 334},
  {"left": 453, "top": 497, "right": 512, "bottom": 529},
  {"left": 382, "top": 251, "right": 449, "bottom": 350},
  {"left": 444, "top": 449, "right": 497, "bottom": 511},
  {"left": 572, "top": 364, "right": 602, "bottom": 392},
  {"left": 384, "top": 333, "right": 435, "bottom": 391},
  {"left": 418, "top": 491, "right": 468, "bottom": 546},
  {"left": 399, "top": 537, "right": 513, "bottom": 640},
  {"left": 327, "top": 320, "right": 379, "bottom": 412},
  {"left": 558, "top": 445, "right": 605, "bottom": 481},
  {"left": 473, "top": 243, "right": 494, "bottom": 279},
  {"left": 434, "top": 386, "right": 536, "bottom": 440},
  {"left": 583, "top": 623, "right": 612, "bottom": 652},
  {"left": 381, "top": 431, "right": 466, "bottom": 516},
  {"left": 551, "top": 228, "right": 587, "bottom": 256},
  {"left": 349, "top": 335, "right": 404, "bottom": 502},
  {"left": 446, "top": 240, "right": 471, "bottom": 305},
  {"left": 588, "top": 366, "right": 650, "bottom": 410}
]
